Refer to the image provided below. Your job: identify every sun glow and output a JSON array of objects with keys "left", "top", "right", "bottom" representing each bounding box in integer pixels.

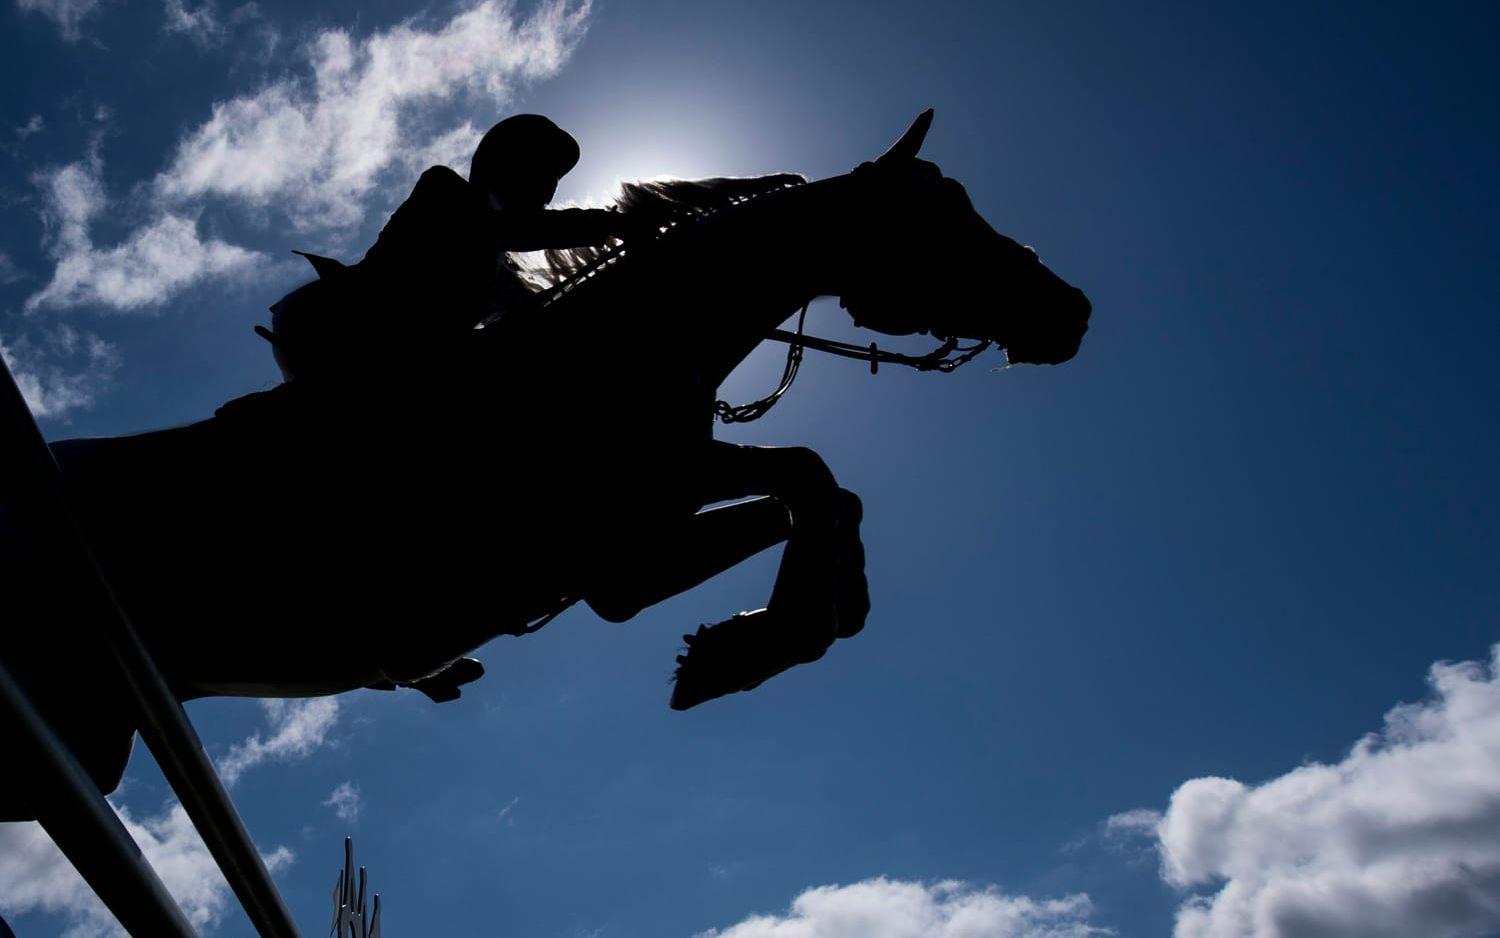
[{"left": 551, "top": 91, "right": 800, "bottom": 209}]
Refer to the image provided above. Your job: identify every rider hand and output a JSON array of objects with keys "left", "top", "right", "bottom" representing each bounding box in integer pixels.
[{"left": 615, "top": 211, "right": 666, "bottom": 244}]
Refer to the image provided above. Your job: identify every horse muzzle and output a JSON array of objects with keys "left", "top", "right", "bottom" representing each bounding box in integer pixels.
[{"left": 1005, "top": 284, "right": 1091, "bottom": 366}]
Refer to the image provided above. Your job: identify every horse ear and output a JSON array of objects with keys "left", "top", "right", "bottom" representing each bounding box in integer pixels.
[{"left": 876, "top": 109, "right": 934, "bottom": 163}]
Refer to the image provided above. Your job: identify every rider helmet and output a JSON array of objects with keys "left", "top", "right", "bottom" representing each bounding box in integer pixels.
[{"left": 469, "top": 114, "right": 580, "bottom": 210}]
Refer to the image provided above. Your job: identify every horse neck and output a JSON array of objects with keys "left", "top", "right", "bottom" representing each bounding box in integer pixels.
[{"left": 663, "top": 172, "right": 869, "bottom": 389}]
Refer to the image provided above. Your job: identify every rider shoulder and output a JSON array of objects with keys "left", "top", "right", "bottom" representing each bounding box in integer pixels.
[
  {"left": 213, "top": 382, "right": 303, "bottom": 427},
  {"left": 411, "top": 164, "right": 474, "bottom": 202}
]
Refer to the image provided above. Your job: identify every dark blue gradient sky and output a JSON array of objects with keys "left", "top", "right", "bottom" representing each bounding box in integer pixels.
[{"left": 2, "top": 2, "right": 1497, "bottom": 936}]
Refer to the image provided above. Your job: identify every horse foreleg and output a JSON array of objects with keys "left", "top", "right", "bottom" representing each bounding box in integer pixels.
[
  {"left": 698, "top": 442, "right": 867, "bottom": 635},
  {"left": 665, "top": 442, "right": 869, "bottom": 709},
  {"left": 583, "top": 495, "right": 792, "bottom": 623}
]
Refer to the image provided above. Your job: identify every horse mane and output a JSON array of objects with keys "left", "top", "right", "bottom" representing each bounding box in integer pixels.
[{"left": 515, "top": 172, "right": 807, "bottom": 289}]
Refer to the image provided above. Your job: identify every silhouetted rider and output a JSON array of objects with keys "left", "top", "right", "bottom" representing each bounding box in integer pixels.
[{"left": 268, "top": 114, "right": 633, "bottom": 381}]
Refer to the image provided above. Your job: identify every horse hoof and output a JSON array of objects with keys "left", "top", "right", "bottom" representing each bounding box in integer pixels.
[{"left": 669, "top": 609, "right": 833, "bottom": 711}]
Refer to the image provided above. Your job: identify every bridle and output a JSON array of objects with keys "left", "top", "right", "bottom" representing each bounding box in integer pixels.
[
  {"left": 714, "top": 307, "right": 995, "bottom": 424},
  {"left": 524, "top": 186, "right": 1000, "bottom": 426}
]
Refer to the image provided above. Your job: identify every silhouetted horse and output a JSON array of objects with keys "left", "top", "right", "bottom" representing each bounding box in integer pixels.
[{"left": 0, "top": 112, "right": 1088, "bottom": 815}]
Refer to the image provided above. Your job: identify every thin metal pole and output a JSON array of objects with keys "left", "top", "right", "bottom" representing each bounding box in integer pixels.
[
  {"left": 0, "top": 360, "right": 301, "bottom": 937},
  {"left": 0, "top": 656, "right": 197, "bottom": 937}
]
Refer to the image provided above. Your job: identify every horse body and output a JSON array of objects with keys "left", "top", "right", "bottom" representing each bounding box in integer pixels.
[{"left": 0, "top": 113, "right": 1089, "bottom": 816}]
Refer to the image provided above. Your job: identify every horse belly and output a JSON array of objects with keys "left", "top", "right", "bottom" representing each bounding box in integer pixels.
[
  {"left": 113, "top": 492, "right": 555, "bottom": 697},
  {"left": 45, "top": 429, "right": 556, "bottom": 699}
]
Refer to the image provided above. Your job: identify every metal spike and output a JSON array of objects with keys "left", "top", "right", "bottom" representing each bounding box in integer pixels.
[
  {"left": 329, "top": 869, "right": 344, "bottom": 936},
  {"left": 343, "top": 838, "right": 354, "bottom": 908}
]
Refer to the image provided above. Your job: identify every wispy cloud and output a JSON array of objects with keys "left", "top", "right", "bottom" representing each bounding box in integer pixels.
[
  {"left": 0, "top": 695, "right": 330, "bottom": 936},
  {"left": 25, "top": 0, "right": 592, "bottom": 315},
  {"left": 15, "top": 0, "right": 105, "bottom": 41},
  {"left": 25, "top": 156, "right": 261, "bottom": 313},
  {"left": 1110, "top": 644, "right": 1500, "bottom": 938},
  {"left": 0, "top": 325, "right": 119, "bottom": 418},
  {"left": 16, "top": 114, "right": 46, "bottom": 142},
  {"left": 217, "top": 697, "right": 342, "bottom": 786},
  {"left": 324, "top": 781, "right": 362, "bottom": 823},
  {"left": 496, "top": 794, "right": 520, "bottom": 826},
  {"left": 2, "top": 115, "right": 48, "bottom": 159},
  {"left": 0, "top": 801, "right": 293, "bottom": 937},
  {"left": 153, "top": 0, "right": 592, "bottom": 230},
  {"left": 161, "top": 0, "right": 222, "bottom": 45},
  {"left": 1101, "top": 808, "right": 1160, "bottom": 839},
  {"left": 695, "top": 878, "right": 1109, "bottom": 938}
]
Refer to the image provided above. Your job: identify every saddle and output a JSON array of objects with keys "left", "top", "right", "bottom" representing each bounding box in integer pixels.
[{"left": 256, "top": 252, "right": 357, "bottom": 383}]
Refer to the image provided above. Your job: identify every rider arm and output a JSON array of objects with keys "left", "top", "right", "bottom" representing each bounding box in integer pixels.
[
  {"left": 501, "top": 207, "right": 635, "bottom": 251},
  {"left": 372, "top": 168, "right": 642, "bottom": 256}
]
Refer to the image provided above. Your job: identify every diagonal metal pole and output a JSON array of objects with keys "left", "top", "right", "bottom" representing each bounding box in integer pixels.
[
  {"left": 0, "top": 654, "right": 197, "bottom": 937},
  {"left": 0, "top": 358, "right": 301, "bottom": 937}
]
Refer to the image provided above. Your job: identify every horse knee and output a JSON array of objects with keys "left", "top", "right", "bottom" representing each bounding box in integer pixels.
[
  {"left": 777, "top": 446, "right": 838, "bottom": 505},
  {"left": 835, "top": 487, "right": 863, "bottom": 526}
]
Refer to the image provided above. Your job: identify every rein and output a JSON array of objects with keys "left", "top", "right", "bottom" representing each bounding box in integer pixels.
[
  {"left": 713, "top": 303, "right": 810, "bottom": 424},
  {"left": 717, "top": 321, "right": 994, "bottom": 424},
  {"left": 763, "top": 328, "right": 991, "bottom": 375}
]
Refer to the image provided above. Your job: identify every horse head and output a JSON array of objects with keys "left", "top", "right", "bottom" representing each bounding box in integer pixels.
[{"left": 837, "top": 110, "right": 1090, "bottom": 366}]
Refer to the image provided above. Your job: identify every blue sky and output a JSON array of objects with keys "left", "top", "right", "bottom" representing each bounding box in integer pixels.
[{"left": 2, "top": 2, "right": 1499, "bottom": 936}]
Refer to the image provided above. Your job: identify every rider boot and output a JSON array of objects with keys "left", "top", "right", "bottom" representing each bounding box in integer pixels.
[{"left": 365, "top": 657, "right": 485, "bottom": 703}]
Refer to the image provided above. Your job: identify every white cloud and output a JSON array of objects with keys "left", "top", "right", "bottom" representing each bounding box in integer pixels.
[
  {"left": 0, "top": 325, "right": 119, "bottom": 418},
  {"left": 695, "top": 878, "right": 1109, "bottom": 938},
  {"left": 154, "top": 0, "right": 591, "bottom": 230},
  {"left": 22, "top": 0, "right": 590, "bottom": 317},
  {"left": 0, "top": 801, "right": 293, "bottom": 937},
  {"left": 217, "top": 697, "right": 342, "bottom": 786},
  {"left": 0, "top": 695, "right": 341, "bottom": 934},
  {"left": 162, "top": 0, "right": 221, "bottom": 44},
  {"left": 323, "top": 781, "right": 361, "bottom": 822},
  {"left": 15, "top": 0, "right": 104, "bottom": 41},
  {"left": 25, "top": 157, "right": 261, "bottom": 313},
  {"left": 1113, "top": 644, "right": 1500, "bottom": 938}
]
